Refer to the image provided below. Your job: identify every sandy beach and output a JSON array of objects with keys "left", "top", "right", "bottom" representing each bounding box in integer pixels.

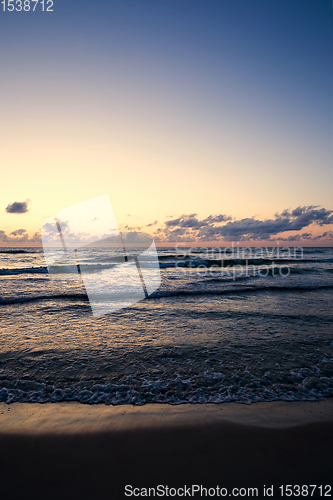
[{"left": 0, "top": 400, "right": 332, "bottom": 499}]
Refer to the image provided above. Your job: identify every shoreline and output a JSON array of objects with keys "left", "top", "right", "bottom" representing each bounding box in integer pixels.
[{"left": 1, "top": 399, "right": 333, "bottom": 433}]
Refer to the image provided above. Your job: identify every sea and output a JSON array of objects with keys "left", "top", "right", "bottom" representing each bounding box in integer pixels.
[{"left": 0, "top": 245, "right": 332, "bottom": 405}]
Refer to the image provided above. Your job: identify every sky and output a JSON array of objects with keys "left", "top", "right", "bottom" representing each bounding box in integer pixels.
[{"left": 0, "top": 0, "right": 332, "bottom": 246}]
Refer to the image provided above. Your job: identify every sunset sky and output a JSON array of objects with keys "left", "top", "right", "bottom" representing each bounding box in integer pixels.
[{"left": 0, "top": 0, "right": 332, "bottom": 246}]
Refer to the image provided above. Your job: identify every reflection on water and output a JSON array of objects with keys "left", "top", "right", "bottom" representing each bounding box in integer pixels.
[{"left": 0, "top": 246, "right": 332, "bottom": 404}]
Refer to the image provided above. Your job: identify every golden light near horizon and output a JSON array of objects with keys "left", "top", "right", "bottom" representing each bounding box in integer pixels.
[{"left": 0, "top": 0, "right": 332, "bottom": 246}]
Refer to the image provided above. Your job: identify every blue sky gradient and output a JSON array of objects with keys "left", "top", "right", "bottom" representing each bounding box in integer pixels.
[{"left": 0, "top": 0, "right": 332, "bottom": 244}]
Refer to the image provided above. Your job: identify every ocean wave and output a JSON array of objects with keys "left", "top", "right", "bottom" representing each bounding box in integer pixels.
[
  {"left": 0, "top": 267, "right": 48, "bottom": 275},
  {"left": 302, "top": 248, "right": 325, "bottom": 254},
  {"left": 0, "top": 375, "right": 331, "bottom": 405},
  {"left": 0, "top": 263, "right": 118, "bottom": 275},
  {"left": 151, "top": 284, "right": 333, "bottom": 299},
  {"left": 203, "top": 267, "right": 320, "bottom": 281},
  {"left": 0, "top": 293, "right": 88, "bottom": 306},
  {"left": 201, "top": 258, "right": 333, "bottom": 265},
  {"left": 312, "top": 258, "right": 333, "bottom": 263},
  {"left": 0, "top": 249, "right": 38, "bottom": 254},
  {"left": 1, "top": 257, "right": 332, "bottom": 276},
  {"left": 0, "top": 283, "right": 331, "bottom": 307},
  {"left": 159, "top": 257, "right": 333, "bottom": 267},
  {"left": 288, "top": 267, "right": 320, "bottom": 275},
  {"left": 0, "top": 282, "right": 332, "bottom": 307},
  {"left": 203, "top": 274, "right": 258, "bottom": 283}
]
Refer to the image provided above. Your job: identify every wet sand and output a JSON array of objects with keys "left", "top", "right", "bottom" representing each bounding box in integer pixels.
[{"left": 0, "top": 400, "right": 332, "bottom": 499}]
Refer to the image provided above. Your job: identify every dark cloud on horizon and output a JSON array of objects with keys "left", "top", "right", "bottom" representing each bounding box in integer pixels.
[
  {"left": 300, "top": 233, "right": 313, "bottom": 240},
  {"left": 165, "top": 213, "right": 232, "bottom": 229},
  {"left": 10, "top": 228, "right": 27, "bottom": 237},
  {"left": 0, "top": 229, "right": 41, "bottom": 245},
  {"left": 272, "top": 235, "right": 301, "bottom": 242},
  {"left": 312, "top": 231, "right": 333, "bottom": 241},
  {"left": 5, "top": 200, "right": 29, "bottom": 214},
  {"left": 2, "top": 207, "right": 333, "bottom": 246},
  {"left": 154, "top": 206, "right": 333, "bottom": 243}
]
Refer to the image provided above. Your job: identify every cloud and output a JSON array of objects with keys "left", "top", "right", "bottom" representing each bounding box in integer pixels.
[
  {"left": 273, "top": 234, "right": 302, "bottom": 242},
  {"left": 146, "top": 220, "right": 158, "bottom": 227},
  {"left": 0, "top": 230, "right": 9, "bottom": 243},
  {"left": 153, "top": 206, "right": 333, "bottom": 242},
  {"left": 165, "top": 213, "right": 231, "bottom": 229},
  {"left": 321, "top": 231, "right": 333, "bottom": 239},
  {"left": 0, "top": 229, "right": 41, "bottom": 245},
  {"left": 204, "top": 214, "right": 233, "bottom": 224},
  {"left": 122, "top": 224, "right": 143, "bottom": 231},
  {"left": 210, "top": 207, "right": 333, "bottom": 241},
  {"left": 5, "top": 200, "right": 29, "bottom": 214},
  {"left": 311, "top": 231, "right": 333, "bottom": 241},
  {"left": 10, "top": 228, "right": 27, "bottom": 237}
]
